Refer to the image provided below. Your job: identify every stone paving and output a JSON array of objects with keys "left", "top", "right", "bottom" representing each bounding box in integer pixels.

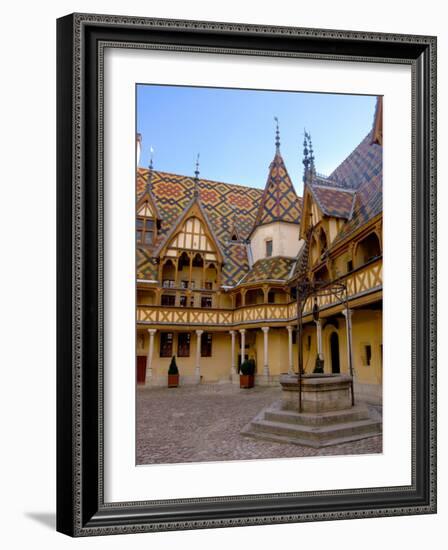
[{"left": 136, "top": 383, "right": 382, "bottom": 465}]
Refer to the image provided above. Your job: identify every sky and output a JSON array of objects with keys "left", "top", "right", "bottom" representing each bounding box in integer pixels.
[{"left": 137, "top": 84, "right": 377, "bottom": 196}]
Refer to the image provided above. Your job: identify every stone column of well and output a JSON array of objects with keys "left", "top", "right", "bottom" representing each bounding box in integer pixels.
[
  {"left": 342, "top": 309, "right": 354, "bottom": 377},
  {"left": 315, "top": 319, "right": 323, "bottom": 360},
  {"left": 239, "top": 329, "right": 246, "bottom": 367},
  {"left": 145, "top": 329, "right": 157, "bottom": 384},
  {"left": 261, "top": 327, "right": 270, "bottom": 377},
  {"left": 287, "top": 325, "right": 294, "bottom": 374},
  {"left": 229, "top": 330, "right": 237, "bottom": 376},
  {"left": 195, "top": 330, "right": 203, "bottom": 382}
]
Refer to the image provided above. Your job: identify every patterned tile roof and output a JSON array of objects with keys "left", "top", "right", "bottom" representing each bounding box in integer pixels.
[
  {"left": 136, "top": 105, "right": 382, "bottom": 285},
  {"left": 329, "top": 132, "right": 382, "bottom": 191},
  {"left": 308, "top": 184, "right": 355, "bottom": 219},
  {"left": 329, "top": 130, "right": 383, "bottom": 245},
  {"left": 239, "top": 256, "right": 296, "bottom": 285},
  {"left": 251, "top": 152, "right": 302, "bottom": 233},
  {"left": 136, "top": 169, "right": 263, "bottom": 285}
]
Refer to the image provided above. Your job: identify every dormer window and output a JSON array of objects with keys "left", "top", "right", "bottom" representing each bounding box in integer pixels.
[
  {"left": 137, "top": 217, "right": 155, "bottom": 245},
  {"left": 266, "top": 239, "right": 273, "bottom": 257},
  {"left": 136, "top": 200, "right": 157, "bottom": 246}
]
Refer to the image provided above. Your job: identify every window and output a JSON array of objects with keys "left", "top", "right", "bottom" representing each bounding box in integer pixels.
[
  {"left": 160, "top": 332, "right": 173, "bottom": 357},
  {"left": 180, "top": 280, "right": 189, "bottom": 289},
  {"left": 265, "top": 239, "right": 273, "bottom": 257},
  {"left": 363, "top": 344, "right": 372, "bottom": 366},
  {"left": 201, "top": 333, "right": 213, "bottom": 357},
  {"left": 268, "top": 291, "right": 275, "bottom": 304},
  {"left": 201, "top": 296, "right": 212, "bottom": 308},
  {"left": 355, "top": 233, "right": 381, "bottom": 267},
  {"left": 136, "top": 217, "right": 155, "bottom": 246},
  {"left": 179, "top": 295, "right": 187, "bottom": 307},
  {"left": 347, "top": 260, "right": 353, "bottom": 272},
  {"left": 204, "top": 281, "right": 213, "bottom": 290},
  {"left": 161, "top": 294, "right": 175, "bottom": 307},
  {"left": 320, "top": 228, "right": 328, "bottom": 254},
  {"left": 177, "top": 333, "right": 191, "bottom": 357}
]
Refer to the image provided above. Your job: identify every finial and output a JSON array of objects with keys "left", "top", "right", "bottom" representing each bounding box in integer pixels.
[
  {"left": 149, "top": 146, "right": 154, "bottom": 171},
  {"left": 147, "top": 146, "right": 154, "bottom": 192},
  {"left": 194, "top": 153, "right": 200, "bottom": 198},
  {"left": 308, "top": 133, "right": 315, "bottom": 175},
  {"left": 302, "top": 129, "right": 310, "bottom": 180},
  {"left": 274, "top": 117, "right": 280, "bottom": 152}
]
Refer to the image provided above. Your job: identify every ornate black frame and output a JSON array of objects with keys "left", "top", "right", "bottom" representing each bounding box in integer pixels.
[{"left": 56, "top": 13, "right": 437, "bottom": 536}]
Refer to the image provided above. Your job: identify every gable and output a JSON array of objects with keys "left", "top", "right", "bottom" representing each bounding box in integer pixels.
[
  {"left": 137, "top": 201, "right": 154, "bottom": 218},
  {"left": 166, "top": 216, "right": 218, "bottom": 262}
]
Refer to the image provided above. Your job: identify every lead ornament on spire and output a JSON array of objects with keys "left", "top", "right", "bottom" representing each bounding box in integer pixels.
[
  {"left": 194, "top": 153, "right": 200, "bottom": 198},
  {"left": 274, "top": 116, "right": 281, "bottom": 153}
]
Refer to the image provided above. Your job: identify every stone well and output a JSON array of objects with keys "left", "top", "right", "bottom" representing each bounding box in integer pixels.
[{"left": 280, "top": 373, "right": 353, "bottom": 413}]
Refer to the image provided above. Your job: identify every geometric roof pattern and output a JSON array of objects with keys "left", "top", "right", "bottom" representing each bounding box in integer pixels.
[
  {"left": 328, "top": 130, "right": 383, "bottom": 245},
  {"left": 308, "top": 184, "right": 355, "bottom": 219},
  {"left": 136, "top": 99, "right": 382, "bottom": 286},
  {"left": 136, "top": 169, "right": 263, "bottom": 285},
  {"left": 239, "top": 256, "right": 296, "bottom": 285},
  {"left": 251, "top": 151, "right": 302, "bottom": 232}
]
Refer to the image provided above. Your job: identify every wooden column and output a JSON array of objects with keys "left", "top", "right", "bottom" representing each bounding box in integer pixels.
[
  {"left": 145, "top": 329, "right": 157, "bottom": 384},
  {"left": 229, "top": 330, "right": 237, "bottom": 376},
  {"left": 287, "top": 325, "right": 294, "bottom": 374},
  {"left": 195, "top": 330, "right": 203, "bottom": 382},
  {"left": 239, "top": 329, "right": 246, "bottom": 366},
  {"left": 261, "top": 327, "right": 270, "bottom": 377}
]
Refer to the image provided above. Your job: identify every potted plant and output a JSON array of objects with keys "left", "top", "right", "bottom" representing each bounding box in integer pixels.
[
  {"left": 168, "top": 356, "right": 179, "bottom": 387},
  {"left": 313, "top": 355, "right": 325, "bottom": 374},
  {"left": 239, "top": 358, "right": 256, "bottom": 388}
]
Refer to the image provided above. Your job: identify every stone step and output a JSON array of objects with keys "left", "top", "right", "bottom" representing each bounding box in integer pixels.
[
  {"left": 242, "top": 428, "right": 382, "bottom": 449},
  {"left": 264, "top": 405, "right": 370, "bottom": 427},
  {"left": 249, "top": 417, "right": 382, "bottom": 444}
]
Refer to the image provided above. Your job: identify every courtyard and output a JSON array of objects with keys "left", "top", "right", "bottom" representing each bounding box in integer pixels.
[{"left": 136, "top": 383, "right": 382, "bottom": 465}]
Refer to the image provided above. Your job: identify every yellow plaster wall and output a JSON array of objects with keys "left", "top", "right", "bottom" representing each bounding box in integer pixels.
[{"left": 138, "top": 330, "right": 233, "bottom": 382}]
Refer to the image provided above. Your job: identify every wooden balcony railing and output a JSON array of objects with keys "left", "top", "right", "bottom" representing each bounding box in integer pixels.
[{"left": 137, "top": 259, "right": 382, "bottom": 327}]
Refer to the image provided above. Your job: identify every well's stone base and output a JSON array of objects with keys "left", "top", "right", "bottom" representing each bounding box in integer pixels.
[
  {"left": 242, "top": 373, "right": 381, "bottom": 448},
  {"left": 280, "top": 373, "right": 353, "bottom": 413},
  {"left": 241, "top": 400, "right": 382, "bottom": 448}
]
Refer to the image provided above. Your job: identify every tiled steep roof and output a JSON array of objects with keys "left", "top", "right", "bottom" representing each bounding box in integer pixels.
[
  {"left": 251, "top": 152, "right": 302, "bottom": 232},
  {"left": 329, "top": 132, "right": 382, "bottom": 191},
  {"left": 239, "top": 256, "right": 295, "bottom": 285},
  {"left": 309, "top": 184, "right": 355, "bottom": 219},
  {"left": 136, "top": 169, "right": 263, "bottom": 285},
  {"left": 330, "top": 130, "right": 382, "bottom": 245}
]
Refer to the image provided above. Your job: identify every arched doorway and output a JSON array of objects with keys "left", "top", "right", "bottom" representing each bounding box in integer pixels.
[{"left": 330, "top": 332, "right": 340, "bottom": 373}]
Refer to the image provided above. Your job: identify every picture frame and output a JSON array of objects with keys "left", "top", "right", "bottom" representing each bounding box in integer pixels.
[{"left": 56, "top": 12, "right": 437, "bottom": 536}]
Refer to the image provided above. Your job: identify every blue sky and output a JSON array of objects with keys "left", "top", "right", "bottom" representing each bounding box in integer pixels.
[{"left": 137, "top": 85, "right": 377, "bottom": 195}]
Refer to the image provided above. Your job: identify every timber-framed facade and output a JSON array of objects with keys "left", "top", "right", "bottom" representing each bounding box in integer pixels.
[{"left": 136, "top": 99, "right": 383, "bottom": 404}]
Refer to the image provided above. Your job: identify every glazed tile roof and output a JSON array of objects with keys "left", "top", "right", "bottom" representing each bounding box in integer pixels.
[
  {"left": 136, "top": 103, "right": 382, "bottom": 286},
  {"left": 308, "top": 184, "right": 355, "bottom": 219},
  {"left": 136, "top": 169, "right": 263, "bottom": 285},
  {"left": 239, "top": 256, "right": 296, "bottom": 285},
  {"left": 329, "top": 132, "right": 382, "bottom": 192},
  {"left": 251, "top": 152, "right": 302, "bottom": 232},
  {"left": 329, "top": 130, "right": 383, "bottom": 245}
]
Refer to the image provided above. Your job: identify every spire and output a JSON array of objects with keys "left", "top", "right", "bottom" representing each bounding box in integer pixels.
[
  {"left": 249, "top": 129, "right": 301, "bottom": 236},
  {"left": 146, "top": 146, "right": 154, "bottom": 192},
  {"left": 308, "top": 133, "right": 316, "bottom": 176},
  {"left": 302, "top": 130, "right": 315, "bottom": 183},
  {"left": 274, "top": 116, "right": 280, "bottom": 152},
  {"left": 193, "top": 153, "right": 200, "bottom": 198}
]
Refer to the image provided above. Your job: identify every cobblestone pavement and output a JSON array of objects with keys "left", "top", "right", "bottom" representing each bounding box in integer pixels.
[{"left": 136, "top": 383, "right": 382, "bottom": 465}]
